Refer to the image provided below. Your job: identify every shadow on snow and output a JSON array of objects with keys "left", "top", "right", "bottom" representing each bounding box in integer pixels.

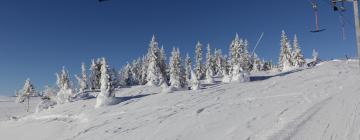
[{"left": 250, "top": 69, "right": 303, "bottom": 82}]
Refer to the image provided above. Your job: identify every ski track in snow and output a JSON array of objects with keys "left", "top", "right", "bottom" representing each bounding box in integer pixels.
[{"left": 259, "top": 96, "right": 332, "bottom": 140}]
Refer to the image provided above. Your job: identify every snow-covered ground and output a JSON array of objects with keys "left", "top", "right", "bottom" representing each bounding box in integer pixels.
[
  {"left": 0, "top": 96, "right": 40, "bottom": 121},
  {"left": 1, "top": 60, "right": 359, "bottom": 140}
]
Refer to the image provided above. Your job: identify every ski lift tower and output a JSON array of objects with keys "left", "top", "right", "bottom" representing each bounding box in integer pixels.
[
  {"left": 352, "top": 0, "right": 360, "bottom": 66},
  {"left": 354, "top": 0, "right": 360, "bottom": 66},
  {"left": 333, "top": 0, "right": 360, "bottom": 66}
]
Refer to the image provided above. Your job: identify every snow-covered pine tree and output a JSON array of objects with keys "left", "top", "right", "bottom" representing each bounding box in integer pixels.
[
  {"left": 179, "top": 54, "right": 187, "bottom": 89},
  {"left": 56, "top": 66, "right": 73, "bottom": 104},
  {"left": 194, "top": 41, "right": 203, "bottom": 80},
  {"left": 292, "top": 34, "right": 306, "bottom": 67},
  {"left": 21, "top": 78, "right": 35, "bottom": 112},
  {"left": 251, "top": 53, "right": 262, "bottom": 72},
  {"left": 23, "top": 79, "right": 35, "bottom": 96},
  {"left": 190, "top": 70, "right": 200, "bottom": 90},
  {"left": 118, "top": 69, "right": 125, "bottom": 87},
  {"left": 278, "top": 30, "right": 293, "bottom": 71},
  {"left": 240, "top": 39, "right": 251, "bottom": 72},
  {"left": 130, "top": 58, "right": 142, "bottom": 85},
  {"left": 146, "top": 35, "right": 162, "bottom": 86},
  {"left": 230, "top": 34, "right": 242, "bottom": 81},
  {"left": 110, "top": 67, "right": 120, "bottom": 89},
  {"left": 159, "top": 46, "right": 168, "bottom": 82},
  {"left": 140, "top": 55, "right": 148, "bottom": 85},
  {"left": 169, "top": 47, "right": 182, "bottom": 89},
  {"left": 75, "top": 62, "right": 88, "bottom": 93},
  {"left": 221, "top": 55, "right": 232, "bottom": 83},
  {"left": 184, "top": 53, "right": 192, "bottom": 88},
  {"left": 214, "top": 48, "right": 224, "bottom": 76},
  {"left": 89, "top": 59, "right": 101, "bottom": 91},
  {"left": 222, "top": 64, "right": 231, "bottom": 83},
  {"left": 123, "top": 63, "right": 134, "bottom": 86},
  {"left": 95, "top": 58, "right": 116, "bottom": 108},
  {"left": 205, "top": 44, "right": 214, "bottom": 83}
]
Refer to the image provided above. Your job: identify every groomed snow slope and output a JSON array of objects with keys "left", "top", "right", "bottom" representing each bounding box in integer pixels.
[{"left": 0, "top": 60, "right": 359, "bottom": 140}]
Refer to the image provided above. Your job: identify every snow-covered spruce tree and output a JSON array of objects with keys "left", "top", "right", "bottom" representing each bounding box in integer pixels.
[
  {"left": 146, "top": 35, "right": 162, "bottom": 86},
  {"left": 95, "top": 58, "right": 116, "bottom": 108},
  {"left": 252, "top": 53, "right": 262, "bottom": 72},
  {"left": 205, "top": 44, "right": 214, "bottom": 83},
  {"left": 140, "top": 55, "right": 148, "bottom": 85},
  {"left": 190, "top": 70, "right": 200, "bottom": 90},
  {"left": 240, "top": 39, "right": 251, "bottom": 72},
  {"left": 21, "top": 78, "right": 36, "bottom": 112},
  {"left": 118, "top": 69, "right": 125, "bottom": 87},
  {"left": 222, "top": 55, "right": 232, "bottom": 83},
  {"left": 230, "top": 34, "right": 242, "bottom": 81},
  {"left": 89, "top": 59, "right": 101, "bottom": 91},
  {"left": 130, "top": 58, "right": 142, "bottom": 85},
  {"left": 110, "top": 67, "right": 121, "bottom": 89},
  {"left": 179, "top": 55, "right": 187, "bottom": 89},
  {"left": 214, "top": 48, "right": 224, "bottom": 76},
  {"left": 56, "top": 66, "right": 73, "bottom": 104},
  {"left": 292, "top": 34, "right": 306, "bottom": 67},
  {"left": 75, "top": 62, "right": 88, "bottom": 93},
  {"left": 123, "top": 63, "right": 134, "bottom": 86},
  {"left": 169, "top": 47, "right": 182, "bottom": 89},
  {"left": 222, "top": 65, "right": 231, "bottom": 83},
  {"left": 184, "top": 53, "right": 192, "bottom": 88},
  {"left": 238, "top": 39, "right": 251, "bottom": 83},
  {"left": 278, "top": 30, "right": 293, "bottom": 71},
  {"left": 159, "top": 46, "right": 168, "bottom": 82},
  {"left": 194, "top": 41, "right": 203, "bottom": 80}
]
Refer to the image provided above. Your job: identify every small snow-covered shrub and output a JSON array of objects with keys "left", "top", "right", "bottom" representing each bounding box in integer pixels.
[
  {"left": 56, "top": 67, "right": 74, "bottom": 104},
  {"left": 232, "top": 72, "right": 250, "bottom": 83},
  {"left": 190, "top": 70, "right": 200, "bottom": 90},
  {"left": 95, "top": 94, "right": 116, "bottom": 108},
  {"left": 160, "top": 81, "right": 173, "bottom": 93},
  {"left": 57, "top": 88, "right": 73, "bottom": 104},
  {"left": 222, "top": 74, "right": 231, "bottom": 83},
  {"left": 36, "top": 97, "right": 57, "bottom": 112}
]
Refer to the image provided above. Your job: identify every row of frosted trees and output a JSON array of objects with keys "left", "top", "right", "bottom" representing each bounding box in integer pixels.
[
  {"left": 118, "top": 34, "right": 273, "bottom": 90},
  {"left": 17, "top": 31, "right": 312, "bottom": 109}
]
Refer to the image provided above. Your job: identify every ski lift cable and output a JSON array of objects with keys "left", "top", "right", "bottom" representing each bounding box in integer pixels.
[
  {"left": 339, "top": 15, "right": 347, "bottom": 39},
  {"left": 319, "top": 0, "right": 354, "bottom": 28},
  {"left": 251, "top": 32, "right": 264, "bottom": 56},
  {"left": 308, "top": 0, "right": 326, "bottom": 32}
]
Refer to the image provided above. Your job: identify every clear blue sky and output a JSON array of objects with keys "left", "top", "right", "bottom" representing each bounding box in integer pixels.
[{"left": 0, "top": 0, "right": 358, "bottom": 95}]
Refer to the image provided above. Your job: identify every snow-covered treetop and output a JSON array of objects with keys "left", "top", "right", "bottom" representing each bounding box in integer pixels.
[
  {"left": 56, "top": 66, "right": 71, "bottom": 90},
  {"left": 23, "top": 78, "right": 35, "bottom": 96}
]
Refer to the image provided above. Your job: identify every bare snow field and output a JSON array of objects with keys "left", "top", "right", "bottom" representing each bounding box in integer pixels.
[
  {"left": 0, "top": 96, "right": 40, "bottom": 121},
  {"left": 1, "top": 60, "right": 360, "bottom": 140}
]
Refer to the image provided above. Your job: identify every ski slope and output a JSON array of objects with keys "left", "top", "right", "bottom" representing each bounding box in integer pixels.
[{"left": 0, "top": 60, "right": 359, "bottom": 140}]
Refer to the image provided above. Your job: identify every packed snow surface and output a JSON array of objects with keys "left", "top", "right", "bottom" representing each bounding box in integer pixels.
[{"left": 1, "top": 60, "right": 360, "bottom": 140}]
